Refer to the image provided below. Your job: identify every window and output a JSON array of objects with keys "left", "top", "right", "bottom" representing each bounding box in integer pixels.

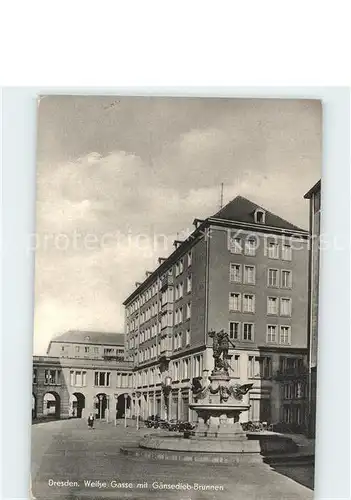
[
  {"left": 94, "top": 371, "right": 111, "bottom": 387},
  {"left": 243, "top": 294, "right": 255, "bottom": 313},
  {"left": 84, "top": 346, "right": 90, "bottom": 353},
  {"left": 231, "top": 355, "right": 240, "bottom": 376},
  {"left": 229, "top": 292, "right": 241, "bottom": 311},
  {"left": 267, "top": 268, "right": 279, "bottom": 287},
  {"left": 175, "top": 262, "right": 180, "bottom": 277},
  {"left": 281, "top": 270, "right": 292, "bottom": 288},
  {"left": 33, "top": 369, "right": 37, "bottom": 384},
  {"left": 280, "top": 326, "right": 291, "bottom": 345},
  {"left": 186, "top": 303, "right": 191, "bottom": 320},
  {"left": 186, "top": 329, "right": 191, "bottom": 346},
  {"left": 267, "top": 296, "right": 278, "bottom": 315},
  {"left": 229, "top": 263, "right": 241, "bottom": 283},
  {"left": 228, "top": 234, "right": 242, "bottom": 254},
  {"left": 187, "top": 275, "right": 192, "bottom": 293},
  {"left": 280, "top": 298, "right": 292, "bottom": 316},
  {"left": 173, "top": 361, "right": 180, "bottom": 381},
  {"left": 244, "top": 265, "right": 255, "bottom": 284},
  {"left": 179, "top": 259, "right": 184, "bottom": 274},
  {"left": 94, "top": 347, "right": 99, "bottom": 354},
  {"left": 282, "top": 244, "right": 292, "bottom": 261},
  {"left": 248, "top": 356, "right": 271, "bottom": 378},
  {"left": 248, "top": 356, "right": 255, "bottom": 378},
  {"left": 193, "top": 354, "right": 203, "bottom": 377},
  {"left": 183, "top": 358, "right": 190, "bottom": 379},
  {"left": 254, "top": 209, "right": 266, "bottom": 224},
  {"left": 179, "top": 282, "right": 184, "bottom": 298},
  {"left": 229, "top": 321, "right": 240, "bottom": 340},
  {"left": 242, "top": 323, "right": 254, "bottom": 341},
  {"left": 267, "top": 325, "right": 277, "bottom": 343},
  {"left": 44, "top": 369, "right": 60, "bottom": 385},
  {"left": 70, "top": 370, "right": 87, "bottom": 387},
  {"left": 267, "top": 241, "right": 279, "bottom": 259},
  {"left": 178, "top": 307, "right": 183, "bottom": 324},
  {"left": 75, "top": 345, "right": 80, "bottom": 353},
  {"left": 260, "top": 357, "right": 272, "bottom": 378},
  {"left": 187, "top": 251, "right": 192, "bottom": 267},
  {"left": 244, "top": 239, "right": 256, "bottom": 256}
]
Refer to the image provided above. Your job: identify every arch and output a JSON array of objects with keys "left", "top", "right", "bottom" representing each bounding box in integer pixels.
[
  {"left": 95, "top": 393, "right": 108, "bottom": 419},
  {"left": 43, "top": 391, "right": 61, "bottom": 419},
  {"left": 116, "top": 393, "right": 131, "bottom": 419},
  {"left": 32, "top": 394, "right": 37, "bottom": 420},
  {"left": 70, "top": 392, "right": 86, "bottom": 418}
]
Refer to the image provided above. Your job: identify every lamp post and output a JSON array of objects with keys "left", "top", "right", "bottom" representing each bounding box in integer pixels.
[
  {"left": 106, "top": 395, "right": 110, "bottom": 423},
  {"left": 98, "top": 394, "right": 103, "bottom": 420},
  {"left": 93, "top": 396, "right": 99, "bottom": 417},
  {"left": 124, "top": 394, "right": 128, "bottom": 428},
  {"left": 114, "top": 394, "right": 118, "bottom": 426},
  {"left": 133, "top": 391, "right": 142, "bottom": 430}
]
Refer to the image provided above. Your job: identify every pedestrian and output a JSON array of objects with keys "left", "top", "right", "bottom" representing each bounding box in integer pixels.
[{"left": 87, "top": 413, "right": 95, "bottom": 429}]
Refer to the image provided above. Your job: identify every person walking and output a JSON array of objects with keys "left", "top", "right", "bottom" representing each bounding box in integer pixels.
[{"left": 87, "top": 413, "right": 95, "bottom": 429}]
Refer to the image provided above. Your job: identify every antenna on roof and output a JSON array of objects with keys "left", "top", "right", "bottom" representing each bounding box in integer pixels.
[{"left": 220, "top": 183, "right": 224, "bottom": 209}]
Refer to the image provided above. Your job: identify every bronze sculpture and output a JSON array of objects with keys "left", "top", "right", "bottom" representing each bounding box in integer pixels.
[{"left": 208, "top": 329, "right": 236, "bottom": 372}]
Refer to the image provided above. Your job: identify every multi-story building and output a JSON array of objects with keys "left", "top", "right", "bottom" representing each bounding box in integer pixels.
[
  {"left": 32, "top": 331, "right": 133, "bottom": 421},
  {"left": 304, "top": 180, "right": 321, "bottom": 437},
  {"left": 46, "top": 330, "right": 126, "bottom": 360},
  {"left": 123, "top": 196, "right": 309, "bottom": 428}
]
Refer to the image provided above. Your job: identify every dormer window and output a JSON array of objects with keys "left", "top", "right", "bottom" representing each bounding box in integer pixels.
[{"left": 254, "top": 209, "right": 266, "bottom": 224}]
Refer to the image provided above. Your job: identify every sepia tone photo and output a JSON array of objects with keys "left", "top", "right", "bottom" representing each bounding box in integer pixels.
[{"left": 31, "top": 96, "right": 321, "bottom": 499}]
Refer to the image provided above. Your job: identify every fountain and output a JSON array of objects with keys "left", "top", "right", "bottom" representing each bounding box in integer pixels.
[{"left": 121, "top": 330, "right": 298, "bottom": 464}]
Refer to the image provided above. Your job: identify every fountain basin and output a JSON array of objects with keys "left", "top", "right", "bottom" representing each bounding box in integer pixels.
[{"left": 139, "top": 431, "right": 298, "bottom": 455}]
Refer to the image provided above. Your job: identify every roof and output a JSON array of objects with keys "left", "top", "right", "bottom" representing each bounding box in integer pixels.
[
  {"left": 50, "top": 330, "right": 125, "bottom": 346},
  {"left": 123, "top": 195, "right": 307, "bottom": 305},
  {"left": 304, "top": 180, "right": 321, "bottom": 199},
  {"left": 211, "top": 195, "right": 305, "bottom": 231}
]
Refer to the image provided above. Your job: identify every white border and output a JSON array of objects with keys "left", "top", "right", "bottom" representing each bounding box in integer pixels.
[{"left": 1, "top": 87, "right": 350, "bottom": 500}]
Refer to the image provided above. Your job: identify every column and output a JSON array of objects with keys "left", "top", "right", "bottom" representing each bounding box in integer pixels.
[{"left": 177, "top": 389, "right": 181, "bottom": 420}]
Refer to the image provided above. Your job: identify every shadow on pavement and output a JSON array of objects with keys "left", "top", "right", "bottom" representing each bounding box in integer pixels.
[{"left": 268, "top": 463, "right": 315, "bottom": 490}]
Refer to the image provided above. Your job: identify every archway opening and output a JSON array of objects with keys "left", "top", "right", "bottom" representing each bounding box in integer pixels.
[
  {"left": 116, "top": 394, "right": 131, "bottom": 419},
  {"left": 43, "top": 391, "right": 61, "bottom": 419},
  {"left": 95, "top": 393, "right": 107, "bottom": 419},
  {"left": 71, "top": 393, "right": 86, "bottom": 418}
]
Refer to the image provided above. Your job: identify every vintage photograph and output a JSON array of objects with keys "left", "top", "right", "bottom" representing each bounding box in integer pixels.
[{"left": 31, "top": 96, "right": 321, "bottom": 499}]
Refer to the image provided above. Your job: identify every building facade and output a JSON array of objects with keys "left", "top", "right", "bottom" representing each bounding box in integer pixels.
[
  {"left": 124, "top": 196, "right": 309, "bottom": 429},
  {"left": 32, "top": 331, "right": 133, "bottom": 420},
  {"left": 304, "top": 180, "right": 321, "bottom": 437}
]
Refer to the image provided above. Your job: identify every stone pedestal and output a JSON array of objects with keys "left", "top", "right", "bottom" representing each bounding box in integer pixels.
[{"left": 190, "top": 369, "right": 250, "bottom": 440}]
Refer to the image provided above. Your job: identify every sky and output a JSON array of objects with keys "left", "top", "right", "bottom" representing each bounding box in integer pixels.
[{"left": 33, "top": 96, "right": 321, "bottom": 354}]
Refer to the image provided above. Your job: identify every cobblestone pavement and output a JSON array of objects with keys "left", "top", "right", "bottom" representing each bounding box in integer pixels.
[{"left": 31, "top": 418, "right": 314, "bottom": 500}]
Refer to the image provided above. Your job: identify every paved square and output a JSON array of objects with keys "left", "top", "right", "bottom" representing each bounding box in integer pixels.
[{"left": 32, "top": 419, "right": 314, "bottom": 500}]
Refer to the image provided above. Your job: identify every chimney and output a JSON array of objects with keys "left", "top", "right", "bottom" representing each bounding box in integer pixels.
[
  {"left": 173, "top": 240, "right": 183, "bottom": 249},
  {"left": 145, "top": 271, "right": 153, "bottom": 277},
  {"left": 158, "top": 257, "right": 167, "bottom": 264},
  {"left": 135, "top": 282, "right": 141, "bottom": 287},
  {"left": 193, "top": 218, "right": 204, "bottom": 229}
]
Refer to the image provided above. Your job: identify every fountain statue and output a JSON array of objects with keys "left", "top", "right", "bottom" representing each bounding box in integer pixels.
[
  {"left": 126, "top": 328, "right": 299, "bottom": 463},
  {"left": 188, "top": 329, "right": 253, "bottom": 441}
]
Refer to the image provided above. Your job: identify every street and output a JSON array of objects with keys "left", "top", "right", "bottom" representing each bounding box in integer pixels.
[{"left": 31, "top": 419, "right": 314, "bottom": 500}]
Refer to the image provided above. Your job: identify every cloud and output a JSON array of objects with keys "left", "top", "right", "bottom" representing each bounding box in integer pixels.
[{"left": 34, "top": 106, "right": 320, "bottom": 354}]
